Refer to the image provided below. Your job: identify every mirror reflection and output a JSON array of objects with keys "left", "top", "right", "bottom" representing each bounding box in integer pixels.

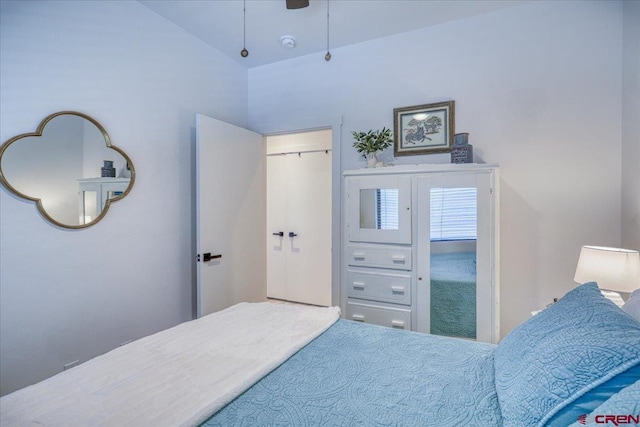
[
  {"left": 0, "top": 111, "right": 134, "bottom": 228},
  {"left": 359, "top": 188, "right": 399, "bottom": 230},
  {"left": 429, "top": 187, "right": 478, "bottom": 339}
]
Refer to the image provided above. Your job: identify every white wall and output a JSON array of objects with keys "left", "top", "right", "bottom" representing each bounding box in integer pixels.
[
  {"left": 0, "top": 0, "right": 248, "bottom": 395},
  {"left": 622, "top": 0, "right": 640, "bottom": 251},
  {"left": 248, "top": 0, "right": 625, "bottom": 336}
]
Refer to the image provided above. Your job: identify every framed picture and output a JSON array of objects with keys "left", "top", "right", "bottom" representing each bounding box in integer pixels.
[{"left": 393, "top": 101, "right": 455, "bottom": 156}]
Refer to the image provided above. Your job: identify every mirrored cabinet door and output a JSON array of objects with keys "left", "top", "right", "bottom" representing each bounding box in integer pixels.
[
  {"left": 429, "top": 184, "right": 478, "bottom": 339},
  {"left": 347, "top": 175, "right": 411, "bottom": 244},
  {"left": 416, "top": 172, "right": 497, "bottom": 343}
]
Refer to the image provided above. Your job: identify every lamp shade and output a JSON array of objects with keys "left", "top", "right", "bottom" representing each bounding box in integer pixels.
[{"left": 574, "top": 246, "right": 640, "bottom": 293}]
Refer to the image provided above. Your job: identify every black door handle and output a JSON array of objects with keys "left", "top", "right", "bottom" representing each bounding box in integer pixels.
[
  {"left": 288, "top": 232, "right": 298, "bottom": 238},
  {"left": 203, "top": 252, "right": 222, "bottom": 262},
  {"left": 272, "top": 231, "right": 284, "bottom": 237}
]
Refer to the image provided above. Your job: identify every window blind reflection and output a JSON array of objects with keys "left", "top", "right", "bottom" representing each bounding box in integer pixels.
[
  {"left": 430, "top": 187, "right": 477, "bottom": 241},
  {"left": 376, "top": 188, "right": 399, "bottom": 230}
]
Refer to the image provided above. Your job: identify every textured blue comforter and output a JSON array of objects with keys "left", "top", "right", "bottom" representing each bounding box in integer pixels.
[{"left": 202, "top": 319, "right": 501, "bottom": 426}]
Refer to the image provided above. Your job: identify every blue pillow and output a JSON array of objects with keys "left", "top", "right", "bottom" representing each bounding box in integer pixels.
[{"left": 494, "top": 282, "right": 640, "bottom": 427}]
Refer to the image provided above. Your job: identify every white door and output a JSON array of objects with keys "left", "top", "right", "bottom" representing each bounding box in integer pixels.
[
  {"left": 266, "top": 131, "right": 332, "bottom": 306},
  {"left": 265, "top": 153, "right": 289, "bottom": 301},
  {"left": 196, "top": 114, "right": 266, "bottom": 317}
]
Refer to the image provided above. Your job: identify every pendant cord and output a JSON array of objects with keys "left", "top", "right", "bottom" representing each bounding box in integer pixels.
[
  {"left": 325, "top": 0, "right": 331, "bottom": 61},
  {"left": 240, "top": 0, "right": 249, "bottom": 57}
]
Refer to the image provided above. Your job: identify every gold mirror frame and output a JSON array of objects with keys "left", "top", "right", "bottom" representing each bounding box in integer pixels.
[{"left": 0, "top": 111, "right": 135, "bottom": 229}]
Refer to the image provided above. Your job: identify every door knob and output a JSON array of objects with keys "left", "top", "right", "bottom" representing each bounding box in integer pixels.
[
  {"left": 272, "top": 231, "right": 284, "bottom": 237},
  {"left": 288, "top": 232, "right": 298, "bottom": 238}
]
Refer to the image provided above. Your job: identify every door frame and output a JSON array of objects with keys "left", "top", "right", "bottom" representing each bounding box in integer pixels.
[{"left": 257, "top": 117, "right": 343, "bottom": 308}]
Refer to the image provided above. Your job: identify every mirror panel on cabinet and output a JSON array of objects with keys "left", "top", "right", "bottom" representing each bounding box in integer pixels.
[
  {"left": 359, "top": 188, "right": 399, "bottom": 230},
  {"left": 429, "top": 186, "right": 478, "bottom": 340},
  {"left": 348, "top": 176, "right": 411, "bottom": 244}
]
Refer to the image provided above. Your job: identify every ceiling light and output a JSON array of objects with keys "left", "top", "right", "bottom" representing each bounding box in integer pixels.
[{"left": 280, "top": 35, "right": 297, "bottom": 49}]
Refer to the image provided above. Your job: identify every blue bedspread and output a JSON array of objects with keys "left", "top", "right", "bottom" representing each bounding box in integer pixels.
[{"left": 202, "top": 319, "right": 501, "bottom": 426}]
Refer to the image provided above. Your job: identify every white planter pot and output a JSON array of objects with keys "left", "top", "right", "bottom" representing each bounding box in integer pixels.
[{"left": 366, "top": 152, "right": 379, "bottom": 168}]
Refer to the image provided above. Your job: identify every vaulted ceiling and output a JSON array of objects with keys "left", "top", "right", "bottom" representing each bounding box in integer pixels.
[{"left": 139, "top": 0, "right": 529, "bottom": 68}]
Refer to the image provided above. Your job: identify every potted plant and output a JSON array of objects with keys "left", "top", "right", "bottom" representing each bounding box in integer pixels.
[{"left": 352, "top": 127, "right": 393, "bottom": 167}]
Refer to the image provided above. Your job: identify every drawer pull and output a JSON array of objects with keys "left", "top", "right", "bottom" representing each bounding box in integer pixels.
[
  {"left": 352, "top": 282, "right": 366, "bottom": 291},
  {"left": 352, "top": 314, "right": 365, "bottom": 322},
  {"left": 391, "top": 255, "right": 406, "bottom": 263},
  {"left": 353, "top": 252, "right": 366, "bottom": 260},
  {"left": 391, "top": 286, "right": 405, "bottom": 294},
  {"left": 391, "top": 320, "right": 405, "bottom": 329}
]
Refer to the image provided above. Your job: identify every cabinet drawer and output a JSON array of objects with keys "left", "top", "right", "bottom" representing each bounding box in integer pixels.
[
  {"left": 347, "top": 245, "right": 412, "bottom": 270},
  {"left": 347, "top": 270, "right": 411, "bottom": 305},
  {"left": 346, "top": 301, "right": 412, "bottom": 330}
]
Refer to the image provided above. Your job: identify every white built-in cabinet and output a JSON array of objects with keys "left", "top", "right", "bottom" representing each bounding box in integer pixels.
[
  {"left": 343, "top": 164, "right": 500, "bottom": 343},
  {"left": 77, "top": 177, "right": 130, "bottom": 225}
]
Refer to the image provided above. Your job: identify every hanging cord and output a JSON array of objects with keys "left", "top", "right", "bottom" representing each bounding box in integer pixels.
[
  {"left": 241, "top": 0, "right": 249, "bottom": 57},
  {"left": 325, "top": 0, "right": 331, "bottom": 61}
]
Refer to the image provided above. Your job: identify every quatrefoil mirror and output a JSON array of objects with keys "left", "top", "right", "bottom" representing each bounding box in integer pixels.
[{"left": 0, "top": 111, "right": 135, "bottom": 229}]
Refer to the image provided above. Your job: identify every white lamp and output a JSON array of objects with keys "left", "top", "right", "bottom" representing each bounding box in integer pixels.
[{"left": 574, "top": 246, "right": 640, "bottom": 294}]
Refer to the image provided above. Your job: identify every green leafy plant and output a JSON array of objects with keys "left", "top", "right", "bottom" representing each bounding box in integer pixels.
[{"left": 352, "top": 127, "right": 393, "bottom": 157}]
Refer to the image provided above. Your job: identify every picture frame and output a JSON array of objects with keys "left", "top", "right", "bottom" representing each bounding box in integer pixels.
[{"left": 393, "top": 101, "right": 455, "bottom": 156}]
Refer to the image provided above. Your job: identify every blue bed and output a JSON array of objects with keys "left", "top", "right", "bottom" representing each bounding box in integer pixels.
[
  {"left": 430, "top": 251, "right": 477, "bottom": 339},
  {"left": 203, "top": 283, "right": 640, "bottom": 427},
  {"left": 203, "top": 319, "right": 500, "bottom": 427},
  {"left": 3, "top": 283, "right": 637, "bottom": 426}
]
